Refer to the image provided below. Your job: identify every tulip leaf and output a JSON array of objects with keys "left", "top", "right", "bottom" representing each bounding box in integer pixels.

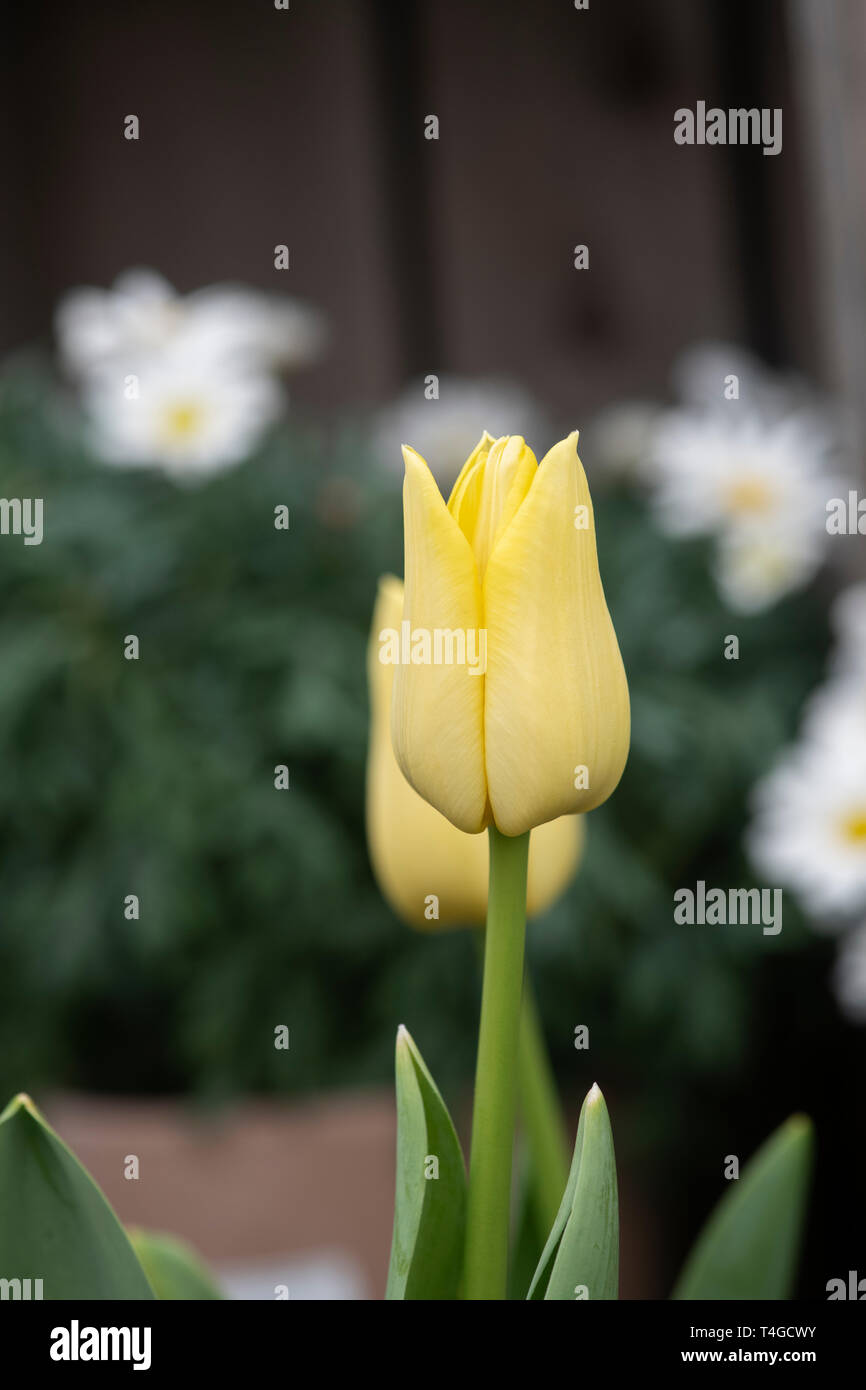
[
  {"left": 527, "top": 1100, "right": 587, "bottom": 1300},
  {"left": 0, "top": 1093, "right": 155, "bottom": 1299},
  {"left": 386, "top": 1026, "right": 466, "bottom": 1300},
  {"left": 671, "top": 1114, "right": 813, "bottom": 1300},
  {"left": 128, "top": 1228, "right": 224, "bottom": 1300},
  {"left": 528, "top": 1083, "right": 619, "bottom": 1300}
]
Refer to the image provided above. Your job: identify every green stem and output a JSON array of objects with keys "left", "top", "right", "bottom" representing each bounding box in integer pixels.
[
  {"left": 464, "top": 825, "right": 530, "bottom": 1300},
  {"left": 518, "top": 978, "right": 570, "bottom": 1237}
]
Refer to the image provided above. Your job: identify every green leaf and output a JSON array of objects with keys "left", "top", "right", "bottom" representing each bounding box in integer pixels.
[
  {"left": 671, "top": 1114, "right": 813, "bottom": 1300},
  {"left": 528, "top": 1083, "right": 619, "bottom": 1301},
  {"left": 0, "top": 1093, "right": 155, "bottom": 1299},
  {"left": 128, "top": 1229, "right": 223, "bottom": 1300},
  {"left": 527, "top": 1095, "right": 587, "bottom": 1300},
  {"left": 385, "top": 1025, "right": 466, "bottom": 1300}
]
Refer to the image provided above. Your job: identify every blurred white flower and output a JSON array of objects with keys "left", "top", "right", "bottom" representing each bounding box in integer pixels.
[
  {"left": 832, "top": 921, "right": 866, "bottom": 1024},
  {"left": 647, "top": 409, "right": 832, "bottom": 537},
  {"left": 712, "top": 522, "right": 827, "bottom": 613},
  {"left": 84, "top": 356, "right": 283, "bottom": 481},
  {"left": 646, "top": 406, "right": 839, "bottom": 611},
  {"left": 585, "top": 400, "right": 663, "bottom": 481},
  {"left": 373, "top": 375, "right": 546, "bottom": 487},
  {"left": 747, "top": 692, "right": 866, "bottom": 922},
  {"left": 56, "top": 268, "right": 326, "bottom": 377},
  {"left": 55, "top": 268, "right": 326, "bottom": 478},
  {"left": 672, "top": 341, "right": 798, "bottom": 415},
  {"left": 58, "top": 270, "right": 178, "bottom": 371}
]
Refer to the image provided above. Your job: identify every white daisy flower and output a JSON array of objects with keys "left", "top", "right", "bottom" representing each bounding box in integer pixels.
[
  {"left": 83, "top": 356, "right": 283, "bottom": 480},
  {"left": 647, "top": 409, "right": 834, "bottom": 538},
  {"left": 373, "top": 375, "right": 546, "bottom": 487},
  {"left": 56, "top": 268, "right": 326, "bottom": 378},
  {"left": 646, "top": 406, "right": 839, "bottom": 610},
  {"left": 57, "top": 270, "right": 180, "bottom": 370},
  {"left": 832, "top": 921, "right": 866, "bottom": 1024},
  {"left": 747, "top": 692, "right": 866, "bottom": 922}
]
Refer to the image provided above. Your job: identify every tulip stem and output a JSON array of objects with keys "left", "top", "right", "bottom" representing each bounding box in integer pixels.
[
  {"left": 518, "top": 977, "right": 570, "bottom": 1238},
  {"left": 464, "top": 825, "right": 530, "bottom": 1300}
]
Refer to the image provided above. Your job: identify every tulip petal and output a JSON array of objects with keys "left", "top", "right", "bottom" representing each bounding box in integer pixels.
[
  {"left": 367, "top": 575, "right": 490, "bottom": 925},
  {"left": 483, "top": 433, "right": 630, "bottom": 836},
  {"left": 368, "top": 579, "right": 583, "bottom": 924},
  {"left": 450, "top": 435, "right": 537, "bottom": 579},
  {"left": 447, "top": 431, "right": 495, "bottom": 522},
  {"left": 392, "top": 448, "right": 489, "bottom": 833}
]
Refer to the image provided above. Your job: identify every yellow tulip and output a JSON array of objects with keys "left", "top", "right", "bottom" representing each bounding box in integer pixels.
[
  {"left": 367, "top": 574, "right": 583, "bottom": 927},
  {"left": 391, "top": 431, "right": 630, "bottom": 836}
]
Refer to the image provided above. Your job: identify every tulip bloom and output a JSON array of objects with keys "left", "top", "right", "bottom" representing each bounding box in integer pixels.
[
  {"left": 367, "top": 575, "right": 583, "bottom": 927},
  {"left": 369, "top": 573, "right": 577, "bottom": 1264},
  {"left": 391, "top": 432, "right": 630, "bottom": 836}
]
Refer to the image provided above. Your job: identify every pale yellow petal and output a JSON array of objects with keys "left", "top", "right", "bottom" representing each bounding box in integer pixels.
[
  {"left": 391, "top": 447, "right": 489, "bottom": 833},
  {"left": 450, "top": 435, "right": 537, "bottom": 578},
  {"left": 366, "top": 576, "right": 489, "bottom": 927},
  {"left": 483, "top": 432, "right": 630, "bottom": 835},
  {"left": 447, "top": 431, "right": 495, "bottom": 522},
  {"left": 368, "top": 574, "right": 582, "bottom": 920}
]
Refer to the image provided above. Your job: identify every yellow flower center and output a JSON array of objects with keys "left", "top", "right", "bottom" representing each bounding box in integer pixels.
[
  {"left": 841, "top": 810, "right": 866, "bottom": 845},
  {"left": 724, "top": 477, "right": 774, "bottom": 516},
  {"left": 161, "top": 401, "right": 205, "bottom": 441}
]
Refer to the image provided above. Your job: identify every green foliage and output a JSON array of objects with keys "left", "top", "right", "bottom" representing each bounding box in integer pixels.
[
  {"left": 129, "top": 1228, "right": 223, "bottom": 1299},
  {"left": 0, "top": 365, "right": 421, "bottom": 1100},
  {"left": 528, "top": 1084, "right": 619, "bottom": 1300},
  {"left": 386, "top": 1026, "right": 466, "bottom": 1300},
  {"left": 671, "top": 1115, "right": 813, "bottom": 1300},
  {"left": 0, "top": 1093, "right": 154, "bottom": 1299},
  {"left": 0, "top": 368, "right": 830, "bottom": 1107}
]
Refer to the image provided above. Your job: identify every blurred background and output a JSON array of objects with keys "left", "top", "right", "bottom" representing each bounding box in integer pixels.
[{"left": 0, "top": 0, "right": 865, "bottom": 1298}]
